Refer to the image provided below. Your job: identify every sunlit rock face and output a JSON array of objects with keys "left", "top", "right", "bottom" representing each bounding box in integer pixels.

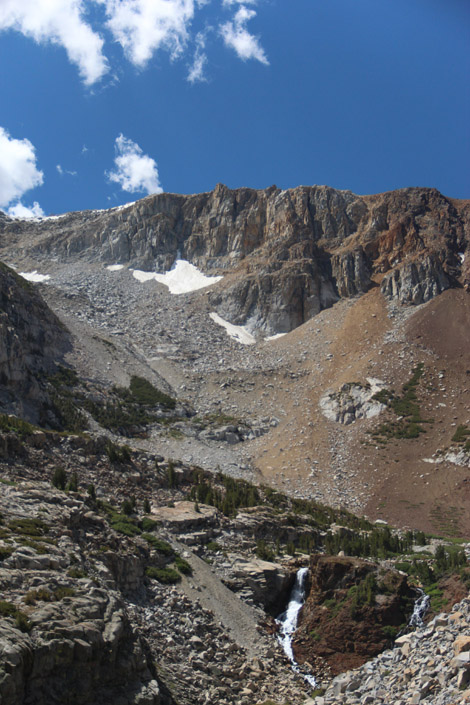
[{"left": 0, "top": 184, "right": 468, "bottom": 335}]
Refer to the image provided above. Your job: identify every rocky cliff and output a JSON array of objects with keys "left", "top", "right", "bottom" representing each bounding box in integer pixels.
[
  {"left": 0, "top": 185, "right": 468, "bottom": 334},
  {"left": 0, "top": 263, "right": 70, "bottom": 422},
  {"left": 292, "top": 554, "right": 416, "bottom": 675}
]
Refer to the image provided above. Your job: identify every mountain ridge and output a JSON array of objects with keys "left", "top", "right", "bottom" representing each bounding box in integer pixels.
[{"left": 1, "top": 184, "right": 468, "bottom": 335}]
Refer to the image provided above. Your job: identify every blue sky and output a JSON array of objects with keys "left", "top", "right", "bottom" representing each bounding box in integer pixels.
[{"left": 0, "top": 0, "right": 469, "bottom": 217}]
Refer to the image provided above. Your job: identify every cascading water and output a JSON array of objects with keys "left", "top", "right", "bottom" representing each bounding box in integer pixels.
[
  {"left": 276, "top": 567, "right": 316, "bottom": 687},
  {"left": 409, "top": 588, "right": 430, "bottom": 627}
]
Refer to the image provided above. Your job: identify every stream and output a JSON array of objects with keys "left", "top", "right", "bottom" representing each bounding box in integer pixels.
[
  {"left": 276, "top": 566, "right": 430, "bottom": 689},
  {"left": 276, "top": 567, "right": 316, "bottom": 687},
  {"left": 408, "top": 588, "right": 430, "bottom": 627}
]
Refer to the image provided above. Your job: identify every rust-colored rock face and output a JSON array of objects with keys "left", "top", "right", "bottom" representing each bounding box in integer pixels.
[
  {"left": 292, "top": 554, "right": 416, "bottom": 676},
  {"left": 0, "top": 184, "right": 468, "bottom": 334}
]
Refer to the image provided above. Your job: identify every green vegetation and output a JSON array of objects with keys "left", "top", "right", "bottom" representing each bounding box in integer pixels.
[
  {"left": 381, "top": 625, "right": 399, "bottom": 639},
  {"left": 145, "top": 566, "right": 181, "bottom": 584},
  {"left": 66, "top": 472, "right": 78, "bottom": 493},
  {"left": 189, "top": 473, "right": 260, "bottom": 516},
  {"left": 141, "top": 516, "right": 158, "bottom": 532},
  {"left": 24, "top": 586, "right": 76, "bottom": 604},
  {"left": 67, "top": 567, "right": 87, "bottom": 579},
  {"left": 119, "top": 375, "right": 176, "bottom": 409},
  {"left": 106, "top": 442, "right": 132, "bottom": 464},
  {"left": 52, "top": 466, "right": 67, "bottom": 490},
  {"left": 350, "top": 573, "right": 377, "bottom": 617},
  {"left": 324, "top": 526, "right": 418, "bottom": 559},
  {"left": 8, "top": 517, "right": 48, "bottom": 537},
  {"left": 255, "top": 539, "right": 275, "bottom": 562},
  {"left": 174, "top": 555, "right": 192, "bottom": 575},
  {"left": 0, "top": 600, "right": 31, "bottom": 632},
  {"left": 49, "top": 392, "right": 88, "bottom": 433},
  {"left": 0, "top": 546, "right": 13, "bottom": 561},
  {"left": 205, "top": 541, "right": 222, "bottom": 552},
  {"left": 142, "top": 534, "right": 174, "bottom": 556},
  {"left": 48, "top": 366, "right": 79, "bottom": 389},
  {"left": 82, "top": 375, "right": 177, "bottom": 434},
  {"left": 451, "top": 424, "right": 470, "bottom": 443},
  {"left": 369, "top": 364, "right": 432, "bottom": 442},
  {"left": 0, "top": 413, "right": 35, "bottom": 437},
  {"left": 100, "top": 503, "right": 142, "bottom": 537}
]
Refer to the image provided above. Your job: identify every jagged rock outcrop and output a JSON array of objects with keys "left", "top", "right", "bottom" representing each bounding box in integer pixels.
[
  {"left": 380, "top": 254, "right": 451, "bottom": 304},
  {"left": 0, "top": 185, "right": 468, "bottom": 334},
  {"left": 0, "top": 262, "right": 70, "bottom": 422},
  {"left": 319, "top": 378, "right": 387, "bottom": 425},
  {"left": 0, "top": 591, "right": 160, "bottom": 705}
]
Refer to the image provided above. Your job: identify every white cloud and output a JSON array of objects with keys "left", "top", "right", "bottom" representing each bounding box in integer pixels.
[
  {"left": 56, "top": 164, "right": 77, "bottom": 176},
  {"left": 7, "top": 201, "right": 45, "bottom": 219},
  {"left": 99, "top": 0, "right": 195, "bottom": 67},
  {"left": 0, "top": 127, "right": 44, "bottom": 208},
  {"left": 0, "top": 0, "right": 108, "bottom": 85},
  {"left": 222, "top": 0, "right": 257, "bottom": 6},
  {"left": 107, "top": 134, "right": 163, "bottom": 195},
  {"left": 220, "top": 5, "right": 268, "bottom": 64},
  {"left": 0, "top": 1, "right": 269, "bottom": 84},
  {"left": 187, "top": 31, "right": 208, "bottom": 82}
]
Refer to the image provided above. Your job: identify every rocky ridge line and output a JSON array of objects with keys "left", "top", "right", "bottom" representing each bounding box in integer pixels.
[{"left": 1, "top": 185, "right": 468, "bottom": 335}]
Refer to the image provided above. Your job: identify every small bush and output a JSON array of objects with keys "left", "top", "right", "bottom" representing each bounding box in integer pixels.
[
  {"left": 111, "top": 518, "right": 141, "bottom": 537},
  {"left": 142, "top": 534, "right": 174, "bottom": 555},
  {"left": 0, "top": 600, "right": 17, "bottom": 617},
  {"left": 106, "top": 442, "right": 132, "bottom": 464},
  {"left": 256, "top": 539, "right": 275, "bottom": 562},
  {"left": 141, "top": 517, "right": 157, "bottom": 532},
  {"left": 0, "top": 600, "right": 31, "bottom": 632},
  {"left": 52, "top": 467, "right": 67, "bottom": 490},
  {"left": 15, "top": 611, "right": 32, "bottom": 633},
  {"left": 122, "top": 499, "right": 134, "bottom": 516},
  {"left": 66, "top": 472, "right": 78, "bottom": 493},
  {"left": 206, "top": 541, "right": 221, "bottom": 552},
  {"left": 174, "top": 555, "right": 192, "bottom": 575},
  {"left": 145, "top": 566, "right": 181, "bottom": 584},
  {"left": 67, "top": 568, "right": 87, "bottom": 579},
  {"left": 54, "top": 586, "right": 76, "bottom": 600},
  {"left": 452, "top": 425, "right": 470, "bottom": 443},
  {"left": 0, "top": 546, "right": 13, "bottom": 561},
  {"left": 382, "top": 625, "right": 399, "bottom": 639}
]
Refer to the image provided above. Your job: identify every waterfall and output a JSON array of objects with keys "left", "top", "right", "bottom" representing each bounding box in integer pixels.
[
  {"left": 409, "top": 588, "right": 430, "bottom": 627},
  {"left": 276, "top": 567, "right": 316, "bottom": 687}
]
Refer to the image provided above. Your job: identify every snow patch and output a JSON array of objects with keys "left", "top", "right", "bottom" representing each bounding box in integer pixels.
[
  {"left": 19, "top": 271, "right": 51, "bottom": 283},
  {"left": 131, "top": 260, "right": 223, "bottom": 294},
  {"left": 106, "top": 264, "right": 125, "bottom": 271},
  {"left": 458, "top": 252, "right": 466, "bottom": 263},
  {"left": 109, "top": 201, "right": 136, "bottom": 212},
  {"left": 209, "top": 312, "right": 256, "bottom": 345},
  {"left": 266, "top": 333, "right": 286, "bottom": 341}
]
